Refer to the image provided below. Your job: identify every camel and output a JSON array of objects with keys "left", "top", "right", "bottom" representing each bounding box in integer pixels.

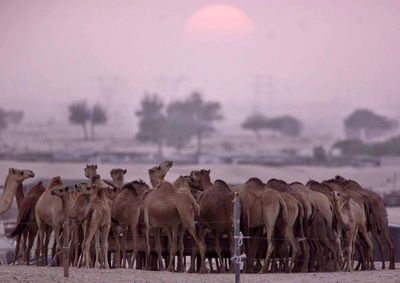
[
  {"left": 0, "top": 168, "right": 34, "bottom": 216},
  {"left": 322, "top": 179, "right": 375, "bottom": 270},
  {"left": 291, "top": 181, "right": 339, "bottom": 271},
  {"left": 238, "top": 178, "right": 288, "bottom": 273},
  {"left": 266, "top": 179, "right": 304, "bottom": 273},
  {"left": 35, "top": 176, "right": 68, "bottom": 266},
  {"left": 79, "top": 185, "right": 111, "bottom": 268},
  {"left": 143, "top": 181, "right": 207, "bottom": 273},
  {"left": 8, "top": 181, "right": 45, "bottom": 265},
  {"left": 148, "top": 160, "right": 173, "bottom": 188},
  {"left": 110, "top": 168, "right": 127, "bottom": 191},
  {"left": 111, "top": 180, "right": 149, "bottom": 269},
  {"left": 197, "top": 178, "right": 235, "bottom": 272},
  {"left": 335, "top": 175, "right": 395, "bottom": 270},
  {"left": 330, "top": 191, "right": 374, "bottom": 271}
]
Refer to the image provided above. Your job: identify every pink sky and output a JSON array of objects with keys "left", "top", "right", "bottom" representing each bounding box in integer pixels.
[{"left": 1, "top": 0, "right": 400, "bottom": 133}]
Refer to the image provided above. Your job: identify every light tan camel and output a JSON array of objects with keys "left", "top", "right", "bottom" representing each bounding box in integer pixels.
[
  {"left": 110, "top": 168, "right": 127, "bottom": 190},
  {"left": 239, "top": 178, "right": 288, "bottom": 273},
  {"left": 0, "top": 168, "right": 34, "bottom": 216},
  {"left": 322, "top": 179, "right": 375, "bottom": 270},
  {"left": 335, "top": 175, "right": 395, "bottom": 270},
  {"left": 330, "top": 191, "right": 374, "bottom": 271},
  {"left": 35, "top": 176, "right": 68, "bottom": 265},
  {"left": 8, "top": 181, "right": 45, "bottom": 265},
  {"left": 143, "top": 181, "right": 208, "bottom": 273},
  {"left": 148, "top": 160, "right": 173, "bottom": 188},
  {"left": 112, "top": 180, "right": 149, "bottom": 268},
  {"left": 79, "top": 185, "right": 111, "bottom": 268}
]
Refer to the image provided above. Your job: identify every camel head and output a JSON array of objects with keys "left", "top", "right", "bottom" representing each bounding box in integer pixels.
[
  {"left": 84, "top": 164, "right": 98, "bottom": 179},
  {"left": 50, "top": 185, "right": 70, "bottom": 198},
  {"left": 74, "top": 182, "right": 90, "bottom": 193},
  {"left": 183, "top": 175, "right": 203, "bottom": 192},
  {"left": 148, "top": 160, "right": 173, "bottom": 179},
  {"left": 8, "top": 168, "right": 35, "bottom": 182},
  {"left": 190, "top": 169, "right": 211, "bottom": 186},
  {"left": 330, "top": 191, "right": 342, "bottom": 203},
  {"left": 110, "top": 168, "right": 127, "bottom": 184},
  {"left": 335, "top": 175, "right": 347, "bottom": 184},
  {"left": 47, "top": 176, "right": 65, "bottom": 191}
]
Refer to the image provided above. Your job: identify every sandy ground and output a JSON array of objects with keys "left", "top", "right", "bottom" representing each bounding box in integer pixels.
[{"left": 1, "top": 263, "right": 400, "bottom": 283}]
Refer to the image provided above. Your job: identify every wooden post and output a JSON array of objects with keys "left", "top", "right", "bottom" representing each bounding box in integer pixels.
[{"left": 233, "top": 192, "right": 240, "bottom": 283}]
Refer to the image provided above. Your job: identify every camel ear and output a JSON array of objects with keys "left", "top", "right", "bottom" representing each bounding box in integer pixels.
[
  {"left": 9, "top": 168, "right": 15, "bottom": 174},
  {"left": 207, "top": 169, "right": 210, "bottom": 174},
  {"left": 74, "top": 184, "right": 78, "bottom": 189},
  {"left": 95, "top": 164, "right": 97, "bottom": 169},
  {"left": 124, "top": 169, "right": 127, "bottom": 174}
]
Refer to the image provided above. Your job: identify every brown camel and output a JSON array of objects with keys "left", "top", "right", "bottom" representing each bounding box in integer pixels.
[
  {"left": 266, "top": 179, "right": 303, "bottom": 272},
  {"left": 8, "top": 181, "right": 45, "bottom": 265},
  {"left": 79, "top": 185, "right": 111, "bottom": 268},
  {"left": 334, "top": 175, "right": 395, "bottom": 270},
  {"left": 197, "top": 178, "right": 235, "bottom": 272},
  {"left": 0, "top": 168, "right": 34, "bottom": 216},
  {"left": 239, "top": 178, "right": 288, "bottom": 273},
  {"left": 112, "top": 180, "right": 149, "bottom": 269},
  {"left": 148, "top": 160, "right": 173, "bottom": 188},
  {"left": 35, "top": 176, "right": 68, "bottom": 265},
  {"left": 110, "top": 168, "right": 127, "bottom": 190},
  {"left": 291, "top": 181, "right": 339, "bottom": 271},
  {"left": 143, "top": 181, "right": 207, "bottom": 273},
  {"left": 330, "top": 191, "right": 374, "bottom": 271}
]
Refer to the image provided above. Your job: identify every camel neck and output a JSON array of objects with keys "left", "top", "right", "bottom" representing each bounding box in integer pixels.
[
  {"left": 0, "top": 178, "right": 21, "bottom": 214},
  {"left": 150, "top": 176, "right": 163, "bottom": 188},
  {"left": 116, "top": 179, "right": 124, "bottom": 190},
  {"left": 201, "top": 180, "right": 213, "bottom": 190},
  {"left": 332, "top": 199, "right": 346, "bottom": 226}
]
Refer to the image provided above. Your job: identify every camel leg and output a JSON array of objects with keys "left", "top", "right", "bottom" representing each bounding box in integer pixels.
[
  {"left": 129, "top": 222, "right": 139, "bottom": 269},
  {"left": 72, "top": 223, "right": 80, "bottom": 267},
  {"left": 84, "top": 229, "right": 96, "bottom": 268},
  {"left": 112, "top": 225, "right": 121, "bottom": 268},
  {"left": 262, "top": 226, "right": 275, "bottom": 273},
  {"left": 121, "top": 225, "right": 128, "bottom": 268},
  {"left": 25, "top": 230, "right": 35, "bottom": 265},
  {"left": 166, "top": 225, "right": 178, "bottom": 272},
  {"left": 143, "top": 209, "right": 151, "bottom": 271},
  {"left": 371, "top": 227, "right": 386, "bottom": 269},
  {"left": 213, "top": 231, "right": 224, "bottom": 272},
  {"left": 100, "top": 224, "right": 111, "bottom": 269},
  {"left": 359, "top": 226, "right": 375, "bottom": 270},
  {"left": 94, "top": 231, "right": 101, "bottom": 268},
  {"left": 185, "top": 222, "right": 207, "bottom": 273},
  {"left": 154, "top": 228, "right": 165, "bottom": 270},
  {"left": 381, "top": 225, "right": 395, "bottom": 269},
  {"left": 227, "top": 229, "right": 235, "bottom": 272},
  {"left": 287, "top": 229, "right": 299, "bottom": 272},
  {"left": 51, "top": 226, "right": 62, "bottom": 266},
  {"left": 177, "top": 225, "right": 185, "bottom": 272},
  {"left": 12, "top": 234, "right": 21, "bottom": 264}
]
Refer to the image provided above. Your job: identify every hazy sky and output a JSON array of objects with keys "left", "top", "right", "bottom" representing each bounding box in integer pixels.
[{"left": 1, "top": 0, "right": 400, "bottom": 134}]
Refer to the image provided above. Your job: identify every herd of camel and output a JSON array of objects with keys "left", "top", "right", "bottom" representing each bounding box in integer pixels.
[{"left": 0, "top": 161, "right": 396, "bottom": 274}]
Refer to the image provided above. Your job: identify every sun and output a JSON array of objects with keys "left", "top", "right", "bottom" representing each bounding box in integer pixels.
[{"left": 185, "top": 4, "right": 254, "bottom": 41}]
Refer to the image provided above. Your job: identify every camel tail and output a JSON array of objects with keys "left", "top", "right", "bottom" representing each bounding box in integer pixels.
[
  {"left": 8, "top": 206, "right": 31, "bottom": 239},
  {"left": 278, "top": 200, "right": 288, "bottom": 237},
  {"left": 138, "top": 206, "right": 145, "bottom": 227}
]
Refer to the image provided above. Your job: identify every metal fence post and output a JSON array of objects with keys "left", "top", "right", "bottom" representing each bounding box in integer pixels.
[{"left": 234, "top": 192, "right": 240, "bottom": 283}]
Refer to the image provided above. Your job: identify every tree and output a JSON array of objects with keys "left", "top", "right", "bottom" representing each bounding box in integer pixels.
[
  {"left": 68, "top": 101, "right": 91, "bottom": 140},
  {"left": 241, "top": 113, "right": 269, "bottom": 139},
  {"left": 91, "top": 104, "right": 107, "bottom": 140},
  {"left": 4, "top": 110, "right": 24, "bottom": 125},
  {"left": 183, "top": 92, "right": 223, "bottom": 159},
  {"left": 265, "top": 115, "right": 303, "bottom": 137},
  {"left": 135, "top": 94, "right": 166, "bottom": 158},
  {"left": 165, "top": 101, "right": 193, "bottom": 154},
  {"left": 344, "top": 109, "right": 398, "bottom": 140}
]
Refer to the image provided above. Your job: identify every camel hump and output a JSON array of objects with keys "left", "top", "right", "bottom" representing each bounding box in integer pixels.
[
  {"left": 8, "top": 202, "right": 32, "bottom": 238},
  {"left": 290, "top": 181, "right": 303, "bottom": 186},
  {"left": 156, "top": 181, "right": 175, "bottom": 192},
  {"left": 306, "top": 180, "right": 320, "bottom": 187},
  {"left": 266, "top": 178, "right": 290, "bottom": 191},
  {"left": 213, "top": 179, "right": 231, "bottom": 193},
  {"left": 245, "top": 177, "right": 264, "bottom": 187}
]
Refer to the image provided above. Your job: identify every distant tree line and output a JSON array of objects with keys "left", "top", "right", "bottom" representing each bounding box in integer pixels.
[
  {"left": 135, "top": 92, "right": 223, "bottom": 159},
  {"left": 241, "top": 113, "right": 303, "bottom": 138},
  {"left": 0, "top": 108, "right": 24, "bottom": 139},
  {"left": 68, "top": 102, "right": 107, "bottom": 141}
]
